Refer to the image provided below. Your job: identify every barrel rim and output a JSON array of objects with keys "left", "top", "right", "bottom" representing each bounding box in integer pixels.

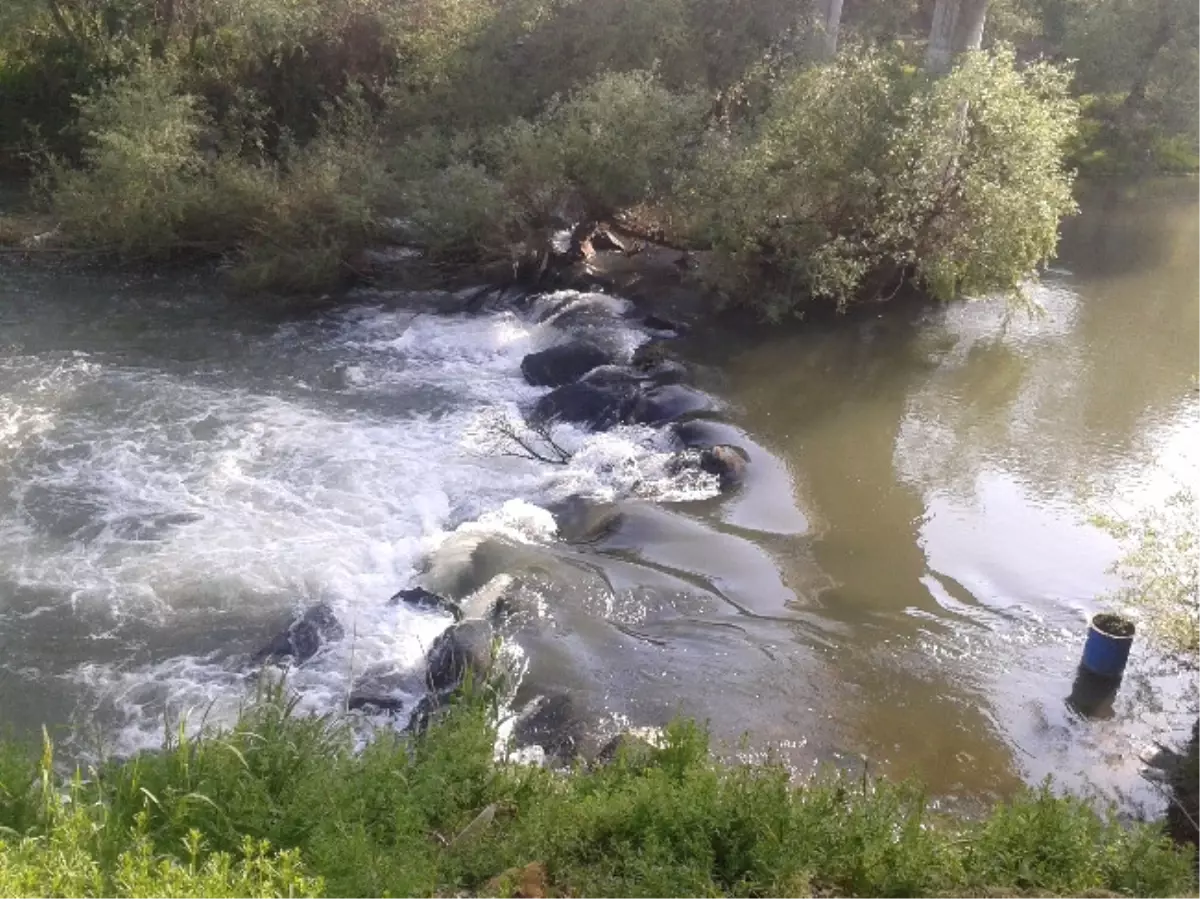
[{"left": 1090, "top": 612, "right": 1136, "bottom": 640}]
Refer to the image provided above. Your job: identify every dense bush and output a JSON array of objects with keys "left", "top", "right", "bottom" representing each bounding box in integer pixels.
[
  {"left": 395, "top": 70, "right": 704, "bottom": 259},
  {"left": 0, "top": 692, "right": 1193, "bottom": 898},
  {"left": 678, "top": 46, "right": 1078, "bottom": 318},
  {"left": 0, "top": 0, "right": 1099, "bottom": 305},
  {"left": 40, "top": 62, "right": 388, "bottom": 289}
]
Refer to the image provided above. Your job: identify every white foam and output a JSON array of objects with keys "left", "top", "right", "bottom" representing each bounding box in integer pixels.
[{"left": 1, "top": 294, "right": 718, "bottom": 753}]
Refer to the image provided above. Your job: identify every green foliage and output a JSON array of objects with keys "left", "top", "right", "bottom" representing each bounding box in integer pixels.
[
  {"left": 396, "top": 70, "right": 704, "bottom": 259},
  {"left": 1095, "top": 488, "right": 1199, "bottom": 661},
  {"left": 41, "top": 62, "right": 387, "bottom": 291},
  {"left": 679, "top": 46, "right": 1078, "bottom": 318},
  {"left": 0, "top": 692, "right": 1193, "bottom": 898},
  {"left": 43, "top": 63, "right": 208, "bottom": 255}
]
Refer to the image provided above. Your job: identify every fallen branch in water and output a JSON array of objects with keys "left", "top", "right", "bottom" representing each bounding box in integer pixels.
[{"left": 467, "top": 410, "right": 573, "bottom": 466}]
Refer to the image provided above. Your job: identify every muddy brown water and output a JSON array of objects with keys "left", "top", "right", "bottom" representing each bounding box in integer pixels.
[
  {"left": 669, "top": 178, "right": 1199, "bottom": 814},
  {"left": 0, "top": 180, "right": 1195, "bottom": 821}
]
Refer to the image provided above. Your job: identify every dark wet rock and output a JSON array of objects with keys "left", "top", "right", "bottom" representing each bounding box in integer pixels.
[
  {"left": 388, "top": 586, "right": 463, "bottom": 621},
  {"left": 547, "top": 495, "right": 622, "bottom": 544},
  {"left": 698, "top": 444, "right": 749, "bottom": 489},
  {"left": 348, "top": 691, "right": 407, "bottom": 713},
  {"left": 626, "top": 384, "right": 714, "bottom": 426},
  {"left": 642, "top": 314, "right": 688, "bottom": 335},
  {"left": 642, "top": 359, "right": 689, "bottom": 386},
  {"left": 521, "top": 341, "right": 613, "bottom": 387},
  {"left": 631, "top": 340, "right": 672, "bottom": 370},
  {"left": 595, "top": 732, "right": 659, "bottom": 767},
  {"left": 426, "top": 619, "right": 495, "bottom": 692},
  {"left": 530, "top": 381, "right": 638, "bottom": 431},
  {"left": 670, "top": 418, "right": 722, "bottom": 449},
  {"left": 579, "top": 364, "right": 644, "bottom": 388},
  {"left": 406, "top": 694, "right": 438, "bottom": 733},
  {"left": 348, "top": 664, "right": 419, "bottom": 714},
  {"left": 512, "top": 693, "right": 586, "bottom": 765},
  {"left": 253, "top": 603, "right": 344, "bottom": 666}
]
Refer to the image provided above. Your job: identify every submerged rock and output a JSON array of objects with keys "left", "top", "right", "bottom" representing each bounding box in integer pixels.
[
  {"left": 547, "top": 495, "right": 622, "bottom": 544},
  {"left": 631, "top": 339, "right": 671, "bottom": 370},
  {"left": 641, "top": 359, "right": 689, "bottom": 386},
  {"left": 425, "top": 619, "right": 495, "bottom": 692},
  {"left": 388, "top": 586, "right": 463, "bottom": 621},
  {"left": 253, "top": 602, "right": 344, "bottom": 667},
  {"left": 642, "top": 314, "right": 689, "bottom": 335},
  {"left": 626, "top": 384, "right": 714, "bottom": 426},
  {"left": 520, "top": 341, "right": 614, "bottom": 387},
  {"left": 530, "top": 381, "right": 637, "bottom": 431},
  {"left": 512, "top": 693, "right": 586, "bottom": 766}
]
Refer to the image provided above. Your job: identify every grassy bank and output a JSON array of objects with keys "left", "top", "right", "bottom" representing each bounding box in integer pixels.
[{"left": 0, "top": 692, "right": 1194, "bottom": 898}]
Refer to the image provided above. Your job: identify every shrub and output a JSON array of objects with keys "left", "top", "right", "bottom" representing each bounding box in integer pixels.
[
  {"left": 678, "top": 45, "right": 1079, "bottom": 318},
  {"left": 396, "top": 70, "right": 705, "bottom": 258},
  {"left": 42, "top": 63, "right": 210, "bottom": 256},
  {"left": 43, "top": 63, "right": 388, "bottom": 291}
]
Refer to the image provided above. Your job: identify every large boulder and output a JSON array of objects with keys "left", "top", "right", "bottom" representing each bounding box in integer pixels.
[
  {"left": 253, "top": 603, "right": 344, "bottom": 667},
  {"left": 388, "top": 586, "right": 463, "bottom": 621},
  {"left": 530, "top": 381, "right": 638, "bottom": 431},
  {"left": 626, "top": 384, "right": 714, "bottom": 426},
  {"left": 426, "top": 619, "right": 495, "bottom": 692},
  {"left": 520, "top": 341, "right": 614, "bottom": 387},
  {"left": 347, "top": 665, "right": 414, "bottom": 713}
]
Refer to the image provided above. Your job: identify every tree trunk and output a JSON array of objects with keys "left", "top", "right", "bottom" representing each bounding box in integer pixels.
[
  {"left": 1119, "top": 2, "right": 1174, "bottom": 121},
  {"left": 953, "top": 0, "right": 988, "bottom": 55},
  {"left": 925, "top": 0, "right": 989, "bottom": 75},
  {"left": 811, "top": 0, "right": 844, "bottom": 59}
]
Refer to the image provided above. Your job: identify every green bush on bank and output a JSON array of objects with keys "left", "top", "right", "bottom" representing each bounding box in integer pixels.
[
  {"left": 677, "top": 46, "right": 1078, "bottom": 318},
  {"left": 0, "top": 693, "right": 1193, "bottom": 898},
  {"left": 40, "top": 61, "right": 389, "bottom": 290}
]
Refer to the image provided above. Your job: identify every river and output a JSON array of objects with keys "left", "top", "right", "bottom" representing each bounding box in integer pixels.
[{"left": 0, "top": 180, "right": 1195, "bottom": 819}]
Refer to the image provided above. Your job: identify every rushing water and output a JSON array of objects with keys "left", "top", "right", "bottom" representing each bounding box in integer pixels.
[{"left": 0, "top": 180, "right": 1196, "bottom": 818}]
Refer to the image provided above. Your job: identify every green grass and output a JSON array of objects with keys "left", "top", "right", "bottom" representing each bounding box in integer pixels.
[{"left": 0, "top": 690, "right": 1194, "bottom": 898}]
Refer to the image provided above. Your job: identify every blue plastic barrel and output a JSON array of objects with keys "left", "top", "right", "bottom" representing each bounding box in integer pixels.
[
  {"left": 1066, "top": 666, "right": 1120, "bottom": 719},
  {"left": 1080, "top": 613, "right": 1135, "bottom": 679}
]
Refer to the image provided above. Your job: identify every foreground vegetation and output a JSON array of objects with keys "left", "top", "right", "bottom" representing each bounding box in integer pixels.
[{"left": 0, "top": 691, "right": 1195, "bottom": 898}]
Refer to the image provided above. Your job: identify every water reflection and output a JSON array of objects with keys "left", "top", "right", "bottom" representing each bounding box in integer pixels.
[{"left": 686, "top": 179, "right": 1199, "bottom": 812}]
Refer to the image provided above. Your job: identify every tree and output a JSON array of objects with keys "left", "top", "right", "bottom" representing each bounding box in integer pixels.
[
  {"left": 812, "top": 0, "right": 845, "bottom": 57},
  {"left": 926, "top": 0, "right": 990, "bottom": 73}
]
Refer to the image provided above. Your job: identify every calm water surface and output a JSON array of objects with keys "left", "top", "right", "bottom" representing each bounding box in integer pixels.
[{"left": 677, "top": 179, "right": 1199, "bottom": 813}]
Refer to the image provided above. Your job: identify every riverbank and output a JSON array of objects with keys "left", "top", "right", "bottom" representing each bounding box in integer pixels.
[{"left": 0, "top": 691, "right": 1194, "bottom": 898}]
